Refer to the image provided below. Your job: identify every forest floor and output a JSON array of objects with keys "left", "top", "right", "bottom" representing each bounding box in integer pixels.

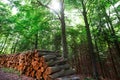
[
  {"left": 0, "top": 68, "right": 35, "bottom": 80},
  {"left": 0, "top": 67, "right": 112, "bottom": 80},
  {"left": 0, "top": 68, "right": 83, "bottom": 80}
]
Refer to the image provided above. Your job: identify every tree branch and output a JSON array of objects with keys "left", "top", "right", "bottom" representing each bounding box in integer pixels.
[{"left": 36, "top": 0, "right": 61, "bottom": 20}]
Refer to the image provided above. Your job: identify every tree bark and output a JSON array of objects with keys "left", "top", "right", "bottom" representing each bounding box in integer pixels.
[
  {"left": 35, "top": 32, "right": 38, "bottom": 49},
  {"left": 60, "top": 0, "right": 68, "bottom": 58},
  {"left": 94, "top": 36, "right": 105, "bottom": 78},
  {"left": 104, "top": 8, "right": 120, "bottom": 58},
  {"left": 81, "top": 0, "right": 99, "bottom": 80},
  {"left": 13, "top": 39, "right": 18, "bottom": 53},
  {"left": 102, "top": 29, "right": 120, "bottom": 79},
  {"left": 36, "top": 0, "right": 68, "bottom": 58},
  {"left": 0, "top": 36, "right": 8, "bottom": 54},
  {"left": 107, "top": 42, "right": 120, "bottom": 80}
]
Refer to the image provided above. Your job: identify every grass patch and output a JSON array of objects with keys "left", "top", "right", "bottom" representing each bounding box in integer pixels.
[{"left": 1, "top": 67, "right": 20, "bottom": 76}]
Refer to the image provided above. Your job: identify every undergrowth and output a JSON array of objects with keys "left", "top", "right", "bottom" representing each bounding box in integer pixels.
[{"left": 1, "top": 67, "right": 20, "bottom": 76}]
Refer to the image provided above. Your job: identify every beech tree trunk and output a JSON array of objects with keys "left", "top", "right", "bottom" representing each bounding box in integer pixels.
[
  {"left": 0, "top": 36, "right": 8, "bottom": 54},
  {"left": 60, "top": 0, "right": 68, "bottom": 58},
  {"left": 107, "top": 42, "right": 120, "bottom": 80},
  {"left": 103, "top": 6, "right": 120, "bottom": 58},
  {"left": 103, "top": 29, "right": 120, "bottom": 79},
  {"left": 35, "top": 32, "right": 38, "bottom": 49},
  {"left": 81, "top": 0, "right": 99, "bottom": 80},
  {"left": 94, "top": 37, "right": 105, "bottom": 78},
  {"left": 36, "top": 0, "right": 68, "bottom": 58},
  {"left": 13, "top": 39, "right": 18, "bottom": 53}
]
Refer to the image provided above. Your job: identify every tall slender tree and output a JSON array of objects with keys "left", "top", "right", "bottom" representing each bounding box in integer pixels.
[
  {"left": 36, "top": 0, "right": 68, "bottom": 58},
  {"left": 60, "top": 0, "right": 68, "bottom": 58},
  {"left": 80, "top": 0, "right": 100, "bottom": 79}
]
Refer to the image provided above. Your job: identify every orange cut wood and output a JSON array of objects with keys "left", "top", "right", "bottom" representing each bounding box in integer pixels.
[
  {"left": 40, "top": 67, "right": 44, "bottom": 72},
  {"left": 31, "top": 70, "right": 35, "bottom": 78},
  {"left": 32, "top": 61, "right": 40, "bottom": 70},
  {"left": 36, "top": 69, "right": 42, "bottom": 80}
]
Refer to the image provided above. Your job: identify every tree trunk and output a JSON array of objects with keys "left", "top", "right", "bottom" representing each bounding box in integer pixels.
[
  {"left": 36, "top": 0, "right": 68, "bottom": 58},
  {"left": 103, "top": 29, "right": 120, "bottom": 79},
  {"left": 11, "top": 41, "right": 14, "bottom": 53},
  {"left": 94, "top": 36, "right": 105, "bottom": 78},
  {"left": 107, "top": 42, "right": 120, "bottom": 80},
  {"left": 54, "top": 34, "right": 61, "bottom": 51},
  {"left": 81, "top": 0, "right": 99, "bottom": 80},
  {"left": 60, "top": 0, "right": 68, "bottom": 58},
  {"left": 0, "top": 36, "right": 8, "bottom": 54},
  {"left": 13, "top": 39, "right": 18, "bottom": 53},
  {"left": 107, "top": 15, "right": 120, "bottom": 57},
  {"left": 104, "top": 8, "right": 120, "bottom": 58},
  {"left": 35, "top": 32, "right": 38, "bottom": 49}
]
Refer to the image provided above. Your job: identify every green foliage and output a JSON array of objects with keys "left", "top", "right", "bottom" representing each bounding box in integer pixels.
[{"left": 0, "top": 0, "right": 120, "bottom": 58}]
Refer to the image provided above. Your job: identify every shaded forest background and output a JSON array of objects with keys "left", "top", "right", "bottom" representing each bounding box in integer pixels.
[{"left": 0, "top": 0, "right": 120, "bottom": 80}]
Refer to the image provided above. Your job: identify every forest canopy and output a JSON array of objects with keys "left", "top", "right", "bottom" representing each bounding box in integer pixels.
[
  {"left": 0, "top": 0, "right": 119, "bottom": 57},
  {"left": 0, "top": 0, "right": 119, "bottom": 54}
]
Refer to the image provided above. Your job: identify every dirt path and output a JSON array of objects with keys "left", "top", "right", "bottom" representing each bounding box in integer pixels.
[
  {"left": 0, "top": 69, "right": 35, "bottom": 80},
  {"left": 0, "top": 68, "right": 82, "bottom": 80}
]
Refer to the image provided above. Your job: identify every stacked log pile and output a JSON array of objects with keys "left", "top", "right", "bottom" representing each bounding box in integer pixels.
[{"left": 0, "top": 50, "right": 76, "bottom": 80}]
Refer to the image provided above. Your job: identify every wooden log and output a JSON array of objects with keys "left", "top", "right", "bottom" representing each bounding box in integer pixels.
[
  {"left": 56, "top": 69, "right": 76, "bottom": 78},
  {"left": 41, "top": 55, "right": 56, "bottom": 62},
  {"left": 39, "top": 62, "right": 43, "bottom": 67},
  {"left": 19, "top": 53, "right": 25, "bottom": 60},
  {"left": 7, "top": 61, "right": 13, "bottom": 67},
  {"left": 59, "top": 63, "right": 70, "bottom": 69},
  {"left": 19, "top": 59, "right": 24, "bottom": 64},
  {"left": 25, "top": 70, "right": 30, "bottom": 76},
  {"left": 30, "top": 70, "right": 36, "bottom": 78},
  {"left": 46, "top": 76, "right": 53, "bottom": 80},
  {"left": 48, "top": 70, "right": 65, "bottom": 79},
  {"left": 42, "top": 60, "right": 54, "bottom": 68},
  {"left": 37, "top": 52, "right": 50, "bottom": 57},
  {"left": 34, "top": 57, "right": 40, "bottom": 61},
  {"left": 54, "top": 58, "right": 67, "bottom": 65},
  {"left": 25, "top": 67, "right": 33, "bottom": 76},
  {"left": 40, "top": 67, "right": 44, "bottom": 72},
  {"left": 45, "top": 67, "right": 61, "bottom": 75},
  {"left": 36, "top": 69, "right": 42, "bottom": 80},
  {"left": 45, "top": 64, "right": 70, "bottom": 75},
  {"left": 0, "top": 50, "right": 76, "bottom": 80},
  {"left": 63, "top": 69, "right": 76, "bottom": 76},
  {"left": 43, "top": 73, "right": 47, "bottom": 80},
  {"left": 31, "top": 61, "right": 40, "bottom": 71},
  {"left": 43, "top": 59, "right": 67, "bottom": 68}
]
